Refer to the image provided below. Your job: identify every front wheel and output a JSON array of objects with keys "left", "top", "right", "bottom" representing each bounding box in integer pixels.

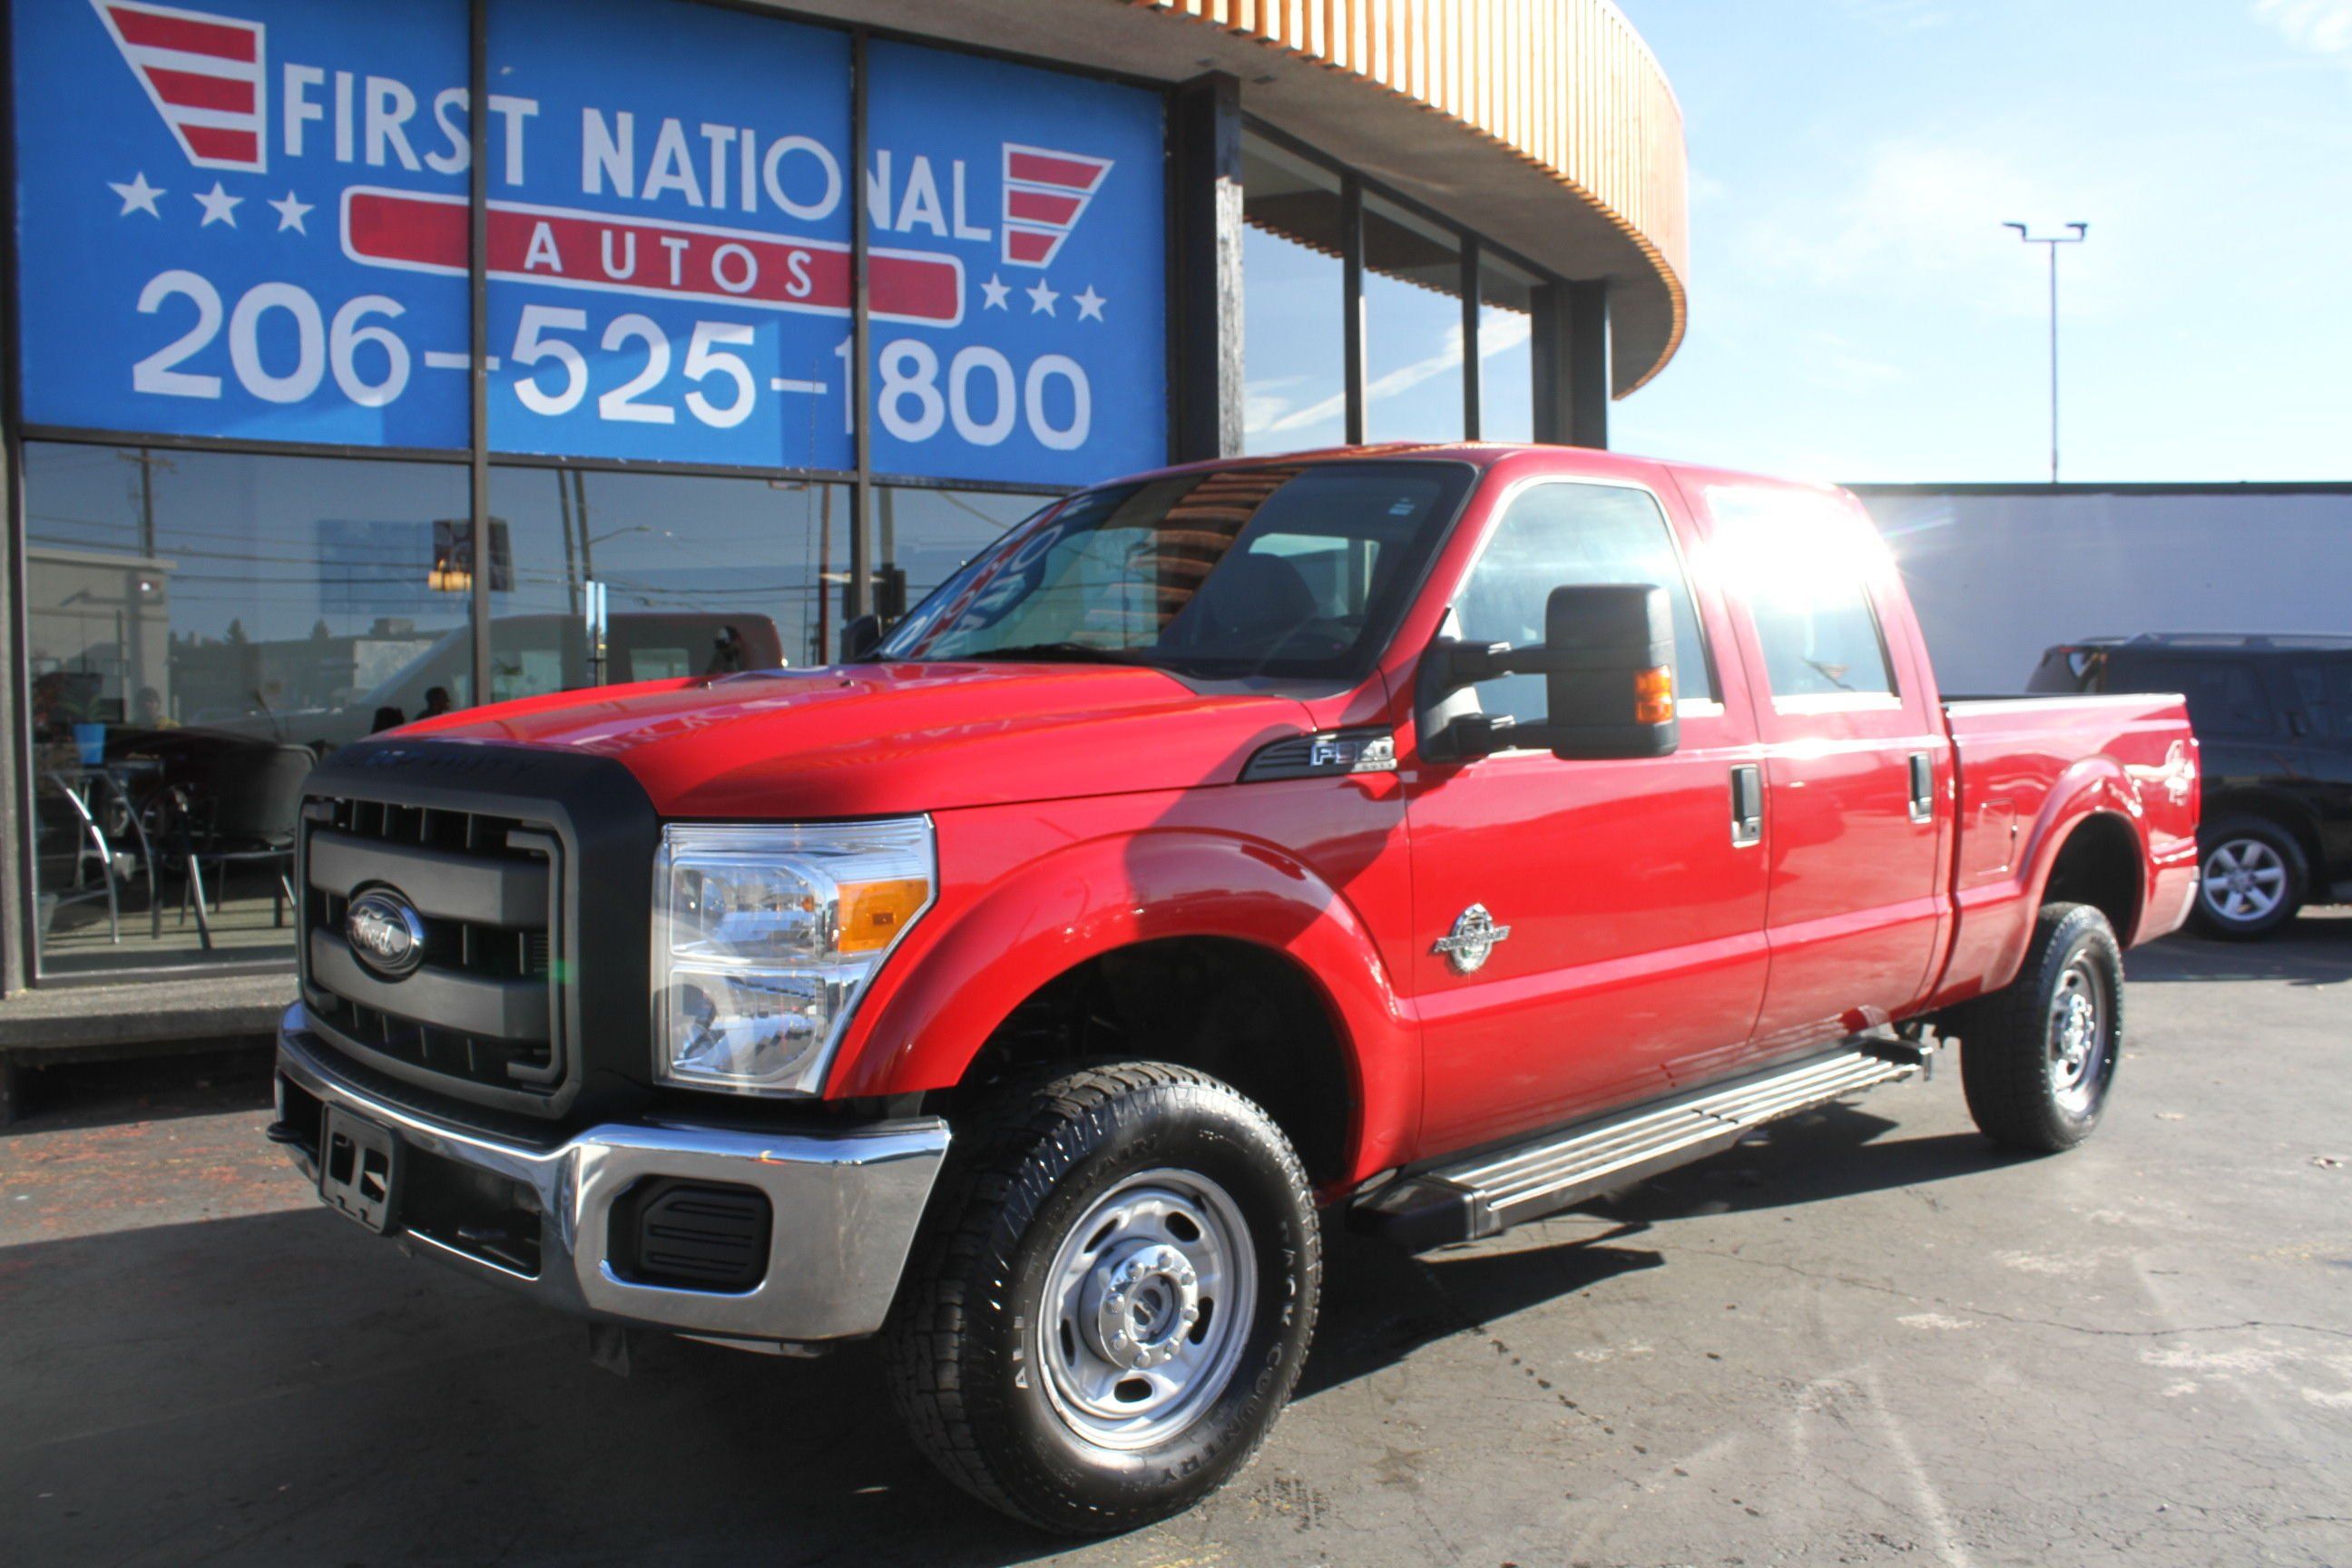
[
  {"left": 1956, "top": 902, "right": 2123, "bottom": 1152},
  {"left": 885, "top": 1063, "right": 1320, "bottom": 1534}
]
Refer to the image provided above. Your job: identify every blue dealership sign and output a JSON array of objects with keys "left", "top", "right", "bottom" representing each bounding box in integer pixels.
[{"left": 10, "top": 0, "right": 1166, "bottom": 485}]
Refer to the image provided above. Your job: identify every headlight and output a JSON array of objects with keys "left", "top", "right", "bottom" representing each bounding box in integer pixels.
[{"left": 652, "top": 818, "right": 935, "bottom": 1095}]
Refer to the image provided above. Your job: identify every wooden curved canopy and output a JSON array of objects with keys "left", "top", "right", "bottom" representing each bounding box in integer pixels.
[
  {"left": 777, "top": 0, "right": 1691, "bottom": 395},
  {"left": 1131, "top": 0, "right": 1689, "bottom": 395}
]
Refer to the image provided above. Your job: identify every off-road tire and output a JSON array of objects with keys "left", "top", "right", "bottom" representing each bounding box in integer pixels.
[
  {"left": 1956, "top": 902, "right": 2123, "bottom": 1152},
  {"left": 884, "top": 1062, "right": 1320, "bottom": 1534},
  {"left": 2190, "top": 816, "right": 2307, "bottom": 941}
]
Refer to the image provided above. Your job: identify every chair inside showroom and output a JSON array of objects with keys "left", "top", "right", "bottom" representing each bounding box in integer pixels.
[
  {"left": 39, "top": 771, "right": 132, "bottom": 945},
  {"left": 171, "top": 743, "right": 317, "bottom": 949}
]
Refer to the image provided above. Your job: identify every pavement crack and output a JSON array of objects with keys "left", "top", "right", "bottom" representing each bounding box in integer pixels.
[{"left": 1673, "top": 1246, "right": 2352, "bottom": 1342}]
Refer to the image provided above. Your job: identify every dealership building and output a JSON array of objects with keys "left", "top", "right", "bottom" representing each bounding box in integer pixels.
[{"left": 0, "top": 0, "right": 1687, "bottom": 1065}]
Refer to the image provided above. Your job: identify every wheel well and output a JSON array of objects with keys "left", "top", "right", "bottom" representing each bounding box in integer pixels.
[
  {"left": 2043, "top": 812, "right": 2142, "bottom": 938},
  {"left": 956, "top": 937, "right": 1354, "bottom": 1186}
]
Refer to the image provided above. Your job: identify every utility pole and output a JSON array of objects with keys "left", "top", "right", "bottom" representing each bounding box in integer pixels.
[
  {"left": 2004, "top": 221, "right": 2088, "bottom": 483},
  {"left": 115, "top": 446, "right": 172, "bottom": 705}
]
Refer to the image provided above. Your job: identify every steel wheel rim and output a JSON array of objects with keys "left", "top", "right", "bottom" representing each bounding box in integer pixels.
[
  {"left": 1036, "top": 1167, "right": 1257, "bottom": 1452},
  {"left": 2047, "top": 956, "right": 2111, "bottom": 1115},
  {"left": 2202, "top": 837, "right": 2288, "bottom": 924}
]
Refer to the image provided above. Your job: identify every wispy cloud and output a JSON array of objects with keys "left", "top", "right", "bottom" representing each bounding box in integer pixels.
[
  {"left": 2253, "top": 0, "right": 2352, "bottom": 56},
  {"left": 1244, "top": 311, "right": 1533, "bottom": 437},
  {"left": 1733, "top": 136, "right": 2126, "bottom": 320}
]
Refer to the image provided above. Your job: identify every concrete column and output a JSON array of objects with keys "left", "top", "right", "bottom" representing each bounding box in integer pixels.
[
  {"left": 1532, "top": 279, "right": 1612, "bottom": 449},
  {"left": 1168, "top": 73, "right": 1244, "bottom": 463}
]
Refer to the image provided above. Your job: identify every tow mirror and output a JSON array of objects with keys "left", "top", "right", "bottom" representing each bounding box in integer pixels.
[
  {"left": 1538, "top": 584, "right": 1679, "bottom": 760},
  {"left": 1421, "top": 583, "right": 1680, "bottom": 761}
]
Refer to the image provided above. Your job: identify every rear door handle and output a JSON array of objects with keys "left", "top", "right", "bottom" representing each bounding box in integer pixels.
[
  {"left": 1907, "top": 752, "right": 1935, "bottom": 823},
  {"left": 1730, "top": 764, "right": 1763, "bottom": 848}
]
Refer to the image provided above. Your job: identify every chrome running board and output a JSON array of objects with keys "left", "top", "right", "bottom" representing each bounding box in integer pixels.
[{"left": 1353, "top": 1042, "right": 1926, "bottom": 1249}]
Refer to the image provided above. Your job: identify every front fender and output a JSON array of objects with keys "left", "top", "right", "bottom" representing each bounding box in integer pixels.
[{"left": 826, "top": 826, "right": 1418, "bottom": 1183}]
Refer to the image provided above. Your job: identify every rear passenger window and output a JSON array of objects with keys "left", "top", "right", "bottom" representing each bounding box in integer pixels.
[
  {"left": 1451, "top": 482, "right": 1714, "bottom": 724},
  {"left": 2125, "top": 658, "right": 2273, "bottom": 739},
  {"left": 1706, "top": 486, "right": 1898, "bottom": 702},
  {"left": 2289, "top": 663, "right": 2343, "bottom": 739}
]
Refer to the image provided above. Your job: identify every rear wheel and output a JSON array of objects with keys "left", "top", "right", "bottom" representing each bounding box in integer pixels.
[
  {"left": 2192, "top": 817, "right": 2306, "bottom": 940},
  {"left": 1956, "top": 902, "right": 2123, "bottom": 1152},
  {"left": 885, "top": 1062, "right": 1320, "bottom": 1534}
]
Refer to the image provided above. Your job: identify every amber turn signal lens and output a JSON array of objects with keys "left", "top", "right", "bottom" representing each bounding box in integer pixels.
[
  {"left": 1634, "top": 665, "right": 1676, "bottom": 726},
  {"left": 837, "top": 877, "right": 930, "bottom": 953}
]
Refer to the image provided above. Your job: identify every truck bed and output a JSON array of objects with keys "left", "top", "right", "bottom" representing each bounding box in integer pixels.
[{"left": 1932, "top": 691, "right": 2201, "bottom": 1005}]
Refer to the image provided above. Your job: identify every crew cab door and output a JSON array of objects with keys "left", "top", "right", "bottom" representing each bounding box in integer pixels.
[
  {"left": 1405, "top": 475, "right": 1770, "bottom": 1154},
  {"left": 1690, "top": 482, "right": 1947, "bottom": 1057}
]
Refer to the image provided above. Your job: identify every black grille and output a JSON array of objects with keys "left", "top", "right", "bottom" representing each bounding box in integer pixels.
[{"left": 300, "top": 795, "right": 565, "bottom": 1100}]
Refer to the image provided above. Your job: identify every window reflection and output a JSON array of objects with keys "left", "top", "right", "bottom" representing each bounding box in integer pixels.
[
  {"left": 875, "top": 485, "right": 1059, "bottom": 632},
  {"left": 21, "top": 442, "right": 468, "bottom": 974},
  {"left": 486, "top": 466, "right": 849, "bottom": 688},
  {"left": 1362, "top": 194, "right": 1465, "bottom": 443},
  {"left": 1241, "top": 137, "right": 1347, "bottom": 454},
  {"left": 1479, "top": 253, "right": 1540, "bottom": 443}
]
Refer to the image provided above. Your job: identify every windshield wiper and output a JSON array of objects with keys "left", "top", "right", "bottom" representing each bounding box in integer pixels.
[{"left": 946, "top": 642, "right": 1160, "bottom": 666}]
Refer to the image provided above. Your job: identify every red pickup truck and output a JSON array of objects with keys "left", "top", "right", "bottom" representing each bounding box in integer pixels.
[{"left": 270, "top": 444, "right": 2200, "bottom": 1534}]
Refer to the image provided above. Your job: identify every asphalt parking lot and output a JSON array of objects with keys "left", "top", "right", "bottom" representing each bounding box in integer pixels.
[{"left": 5, "top": 916, "right": 2347, "bottom": 1568}]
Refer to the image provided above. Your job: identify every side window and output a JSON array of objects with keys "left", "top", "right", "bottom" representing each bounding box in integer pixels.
[
  {"left": 1706, "top": 486, "right": 1897, "bottom": 702},
  {"left": 2130, "top": 658, "right": 2272, "bottom": 739},
  {"left": 2289, "top": 662, "right": 2336, "bottom": 739},
  {"left": 1451, "top": 482, "right": 1714, "bottom": 723}
]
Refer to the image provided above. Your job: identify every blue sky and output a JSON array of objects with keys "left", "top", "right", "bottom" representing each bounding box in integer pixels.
[{"left": 1610, "top": 0, "right": 2352, "bottom": 482}]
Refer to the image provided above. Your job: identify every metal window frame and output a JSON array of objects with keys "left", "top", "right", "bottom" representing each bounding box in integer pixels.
[{"left": 1239, "top": 114, "right": 1571, "bottom": 450}]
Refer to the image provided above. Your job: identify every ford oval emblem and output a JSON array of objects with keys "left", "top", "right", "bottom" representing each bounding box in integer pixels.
[{"left": 346, "top": 888, "right": 427, "bottom": 979}]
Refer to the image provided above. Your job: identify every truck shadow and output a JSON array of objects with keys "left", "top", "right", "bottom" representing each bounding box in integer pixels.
[
  {"left": 1573, "top": 1099, "right": 2034, "bottom": 1225},
  {"left": 2127, "top": 913, "right": 2351, "bottom": 987},
  {"left": 4, "top": 1099, "right": 2018, "bottom": 1566}
]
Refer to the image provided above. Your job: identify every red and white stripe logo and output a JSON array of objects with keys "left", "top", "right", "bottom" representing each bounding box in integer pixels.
[
  {"left": 1001, "top": 143, "right": 1111, "bottom": 269},
  {"left": 92, "top": 0, "right": 267, "bottom": 173}
]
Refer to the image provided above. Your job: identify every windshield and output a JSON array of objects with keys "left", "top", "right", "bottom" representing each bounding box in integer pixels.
[{"left": 877, "top": 461, "right": 1474, "bottom": 679}]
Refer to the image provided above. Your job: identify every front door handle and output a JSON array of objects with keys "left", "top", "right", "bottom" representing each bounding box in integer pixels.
[
  {"left": 1730, "top": 764, "right": 1763, "bottom": 848},
  {"left": 1907, "top": 752, "right": 1935, "bottom": 823}
]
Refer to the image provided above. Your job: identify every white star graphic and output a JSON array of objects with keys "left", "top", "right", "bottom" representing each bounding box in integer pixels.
[
  {"left": 980, "top": 274, "right": 1010, "bottom": 310},
  {"left": 193, "top": 181, "right": 242, "bottom": 227},
  {"left": 1025, "top": 279, "right": 1059, "bottom": 316},
  {"left": 109, "top": 172, "right": 164, "bottom": 218},
  {"left": 1074, "top": 286, "right": 1106, "bottom": 322},
  {"left": 269, "top": 191, "right": 313, "bottom": 233}
]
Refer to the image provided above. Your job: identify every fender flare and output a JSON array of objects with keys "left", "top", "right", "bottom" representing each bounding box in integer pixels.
[
  {"left": 827, "top": 828, "right": 1418, "bottom": 1181},
  {"left": 1986, "top": 757, "right": 2151, "bottom": 984}
]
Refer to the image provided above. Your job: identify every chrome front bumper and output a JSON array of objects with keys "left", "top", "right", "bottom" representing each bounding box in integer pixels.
[{"left": 273, "top": 1005, "right": 949, "bottom": 1346}]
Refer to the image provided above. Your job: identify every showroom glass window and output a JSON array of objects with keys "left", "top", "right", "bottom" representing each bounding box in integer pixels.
[
  {"left": 1478, "top": 253, "right": 1542, "bottom": 444},
  {"left": 486, "top": 467, "right": 853, "bottom": 689},
  {"left": 1362, "top": 194, "right": 1465, "bottom": 444},
  {"left": 1240, "top": 137, "right": 1348, "bottom": 455},
  {"left": 19, "top": 444, "right": 469, "bottom": 976}
]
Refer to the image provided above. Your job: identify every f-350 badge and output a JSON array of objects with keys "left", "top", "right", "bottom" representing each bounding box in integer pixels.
[{"left": 1434, "top": 904, "right": 1512, "bottom": 975}]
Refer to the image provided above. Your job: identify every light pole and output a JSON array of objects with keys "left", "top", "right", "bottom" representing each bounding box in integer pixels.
[{"left": 2004, "top": 220, "right": 2088, "bottom": 483}]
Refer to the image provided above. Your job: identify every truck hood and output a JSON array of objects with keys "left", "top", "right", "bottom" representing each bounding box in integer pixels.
[{"left": 395, "top": 662, "right": 1318, "bottom": 818}]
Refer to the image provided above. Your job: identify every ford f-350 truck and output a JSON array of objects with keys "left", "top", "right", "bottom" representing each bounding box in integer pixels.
[{"left": 270, "top": 444, "right": 2200, "bottom": 1533}]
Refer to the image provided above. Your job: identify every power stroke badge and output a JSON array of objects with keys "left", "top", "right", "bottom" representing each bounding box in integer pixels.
[{"left": 1434, "top": 904, "right": 1512, "bottom": 975}]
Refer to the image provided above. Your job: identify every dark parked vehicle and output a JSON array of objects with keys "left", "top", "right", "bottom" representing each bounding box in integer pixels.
[{"left": 2030, "top": 634, "right": 2352, "bottom": 938}]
